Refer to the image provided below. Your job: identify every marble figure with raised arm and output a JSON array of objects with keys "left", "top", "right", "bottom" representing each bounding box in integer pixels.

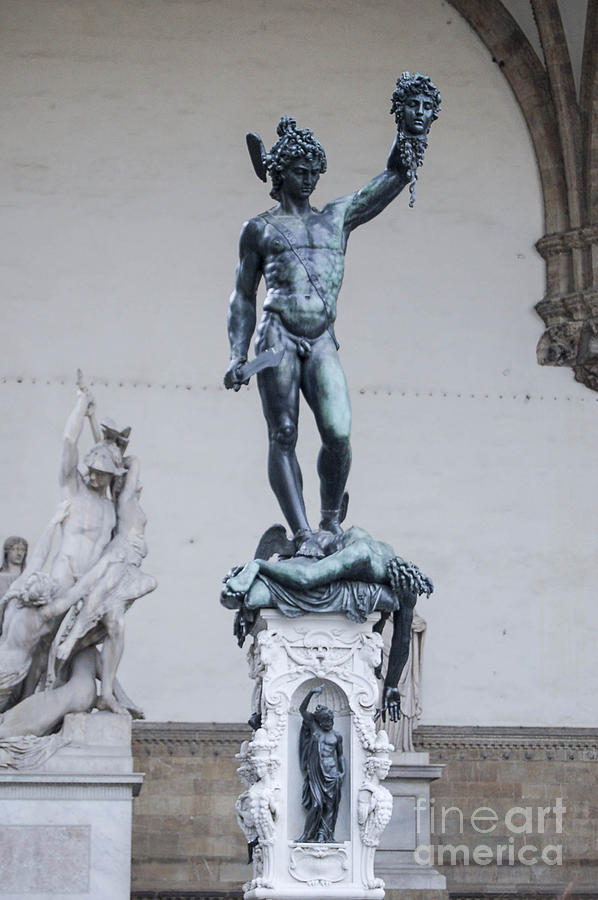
[{"left": 0, "top": 379, "right": 156, "bottom": 751}]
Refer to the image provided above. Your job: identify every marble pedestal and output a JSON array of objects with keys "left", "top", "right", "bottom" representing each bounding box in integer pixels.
[
  {"left": 374, "top": 751, "right": 447, "bottom": 897},
  {"left": 236, "top": 610, "right": 395, "bottom": 900},
  {"left": 0, "top": 712, "right": 143, "bottom": 899}
]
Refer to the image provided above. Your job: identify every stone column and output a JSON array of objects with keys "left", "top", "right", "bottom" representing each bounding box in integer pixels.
[{"left": 375, "top": 751, "right": 447, "bottom": 898}]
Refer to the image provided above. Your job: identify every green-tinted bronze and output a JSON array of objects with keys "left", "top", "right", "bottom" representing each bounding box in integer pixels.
[
  {"left": 298, "top": 684, "right": 345, "bottom": 842},
  {"left": 221, "top": 526, "right": 434, "bottom": 723},
  {"left": 391, "top": 71, "right": 441, "bottom": 206},
  {"left": 225, "top": 81, "right": 439, "bottom": 558}
]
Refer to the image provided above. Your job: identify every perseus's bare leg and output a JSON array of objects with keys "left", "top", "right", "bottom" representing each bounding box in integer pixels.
[
  {"left": 301, "top": 336, "right": 351, "bottom": 533},
  {"left": 257, "top": 325, "right": 314, "bottom": 545}
]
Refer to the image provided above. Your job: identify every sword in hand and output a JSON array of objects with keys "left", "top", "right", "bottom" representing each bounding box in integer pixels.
[{"left": 224, "top": 348, "right": 285, "bottom": 391}]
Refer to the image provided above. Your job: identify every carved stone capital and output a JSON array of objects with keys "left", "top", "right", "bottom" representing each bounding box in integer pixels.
[
  {"left": 536, "top": 224, "right": 598, "bottom": 258},
  {"left": 535, "top": 281, "right": 598, "bottom": 389}
]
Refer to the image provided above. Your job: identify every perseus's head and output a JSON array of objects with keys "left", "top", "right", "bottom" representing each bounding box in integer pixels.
[
  {"left": 266, "top": 116, "right": 327, "bottom": 201},
  {"left": 391, "top": 72, "right": 441, "bottom": 136}
]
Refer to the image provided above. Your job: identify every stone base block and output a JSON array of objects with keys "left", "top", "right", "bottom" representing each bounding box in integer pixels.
[
  {"left": 375, "top": 751, "right": 446, "bottom": 893},
  {"left": 245, "top": 887, "right": 384, "bottom": 900},
  {"left": 0, "top": 712, "right": 143, "bottom": 900},
  {"left": 384, "top": 890, "right": 449, "bottom": 900}
]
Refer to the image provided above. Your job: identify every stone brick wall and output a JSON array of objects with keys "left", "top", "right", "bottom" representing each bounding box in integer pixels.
[
  {"left": 413, "top": 726, "right": 598, "bottom": 895},
  {"left": 131, "top": 724, "right": 250, "bottom": 893},
  {"left": 130, "top": 723, "right": 598, "bottom": 899}
]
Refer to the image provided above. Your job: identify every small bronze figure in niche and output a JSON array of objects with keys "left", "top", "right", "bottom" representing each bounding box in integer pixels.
[{"left": 298, "top": 684, "right": 346, "bottom": 842}]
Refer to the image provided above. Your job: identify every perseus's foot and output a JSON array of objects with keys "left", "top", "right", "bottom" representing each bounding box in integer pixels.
[
  {"left": 315, "top": 529, "right": 344, "bottom": 556},
  {"left": 320, "top": 494, "right": 349, "bottom": 537},
  {"left": 318, "top": 518, "right": 344, "bottom": 556},
  {"left": 294, "top": 530, "right": 325, "bottom": 559},
  {"left": 224, "top": 560, "right": 260, "bottom": 595},
  {"left": 319, "top": 514, "right": 343, "bottom": 536}
]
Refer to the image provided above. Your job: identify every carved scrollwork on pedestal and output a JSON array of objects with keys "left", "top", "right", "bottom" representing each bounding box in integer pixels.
[
  {"left": 237, "top": 612, "right": 395, "bottom": 898},
  {"left": 288, "top": 843, "right": 350, "bottom": 885}
]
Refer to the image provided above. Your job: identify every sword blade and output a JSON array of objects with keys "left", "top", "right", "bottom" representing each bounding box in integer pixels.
[{"left": 237, "top": 348, "right": 285, "bottom": 381}]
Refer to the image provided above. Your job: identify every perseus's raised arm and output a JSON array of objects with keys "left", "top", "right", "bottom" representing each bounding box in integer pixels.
[
  {"left": 226, "top": 219, "right": 263, "bottom": 364},
  {"left": 341, "top": 135, "right": 409, "bottom": 234},
  {"left": 343, "top": 71, "right": 441, "bottom": 231}
]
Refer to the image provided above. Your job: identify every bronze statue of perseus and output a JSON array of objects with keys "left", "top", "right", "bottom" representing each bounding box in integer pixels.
[{"left": 225, "top": 74, "right": 440, "bottom": 559}]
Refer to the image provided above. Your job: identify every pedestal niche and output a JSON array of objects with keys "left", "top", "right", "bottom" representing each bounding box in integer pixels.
[
  {"left": 236, "top": 609, "right": 395, "bottom": 900},
  {"left": 0, "top": 711, "right": 143, "bottom": 900},
  {"left": 374, "top": 751, "right": 447, "bottom": 898}
]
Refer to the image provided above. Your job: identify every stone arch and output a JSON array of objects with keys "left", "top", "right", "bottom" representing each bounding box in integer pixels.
[
  {"left": 448, "top": 0, "right": 568, "bottom": 235},
  {"left": 449, "top": 0, "right": 598, "bottom": 391},
  {"left": 581, "top": 0, "right": 598, "bottom": 227}
]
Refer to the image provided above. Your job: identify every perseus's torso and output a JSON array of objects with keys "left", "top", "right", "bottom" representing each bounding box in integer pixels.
[{"left": 260, "top": 206, "right": 346, "bottom": 339}]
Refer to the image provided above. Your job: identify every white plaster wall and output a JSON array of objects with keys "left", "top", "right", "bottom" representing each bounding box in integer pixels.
[{"left": 1, "top": 0, "right": 596, "bottom": 725}]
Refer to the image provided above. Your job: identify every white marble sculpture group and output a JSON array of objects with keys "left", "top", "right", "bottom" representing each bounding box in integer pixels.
[{"left": 0, "top": 378, "right": 156, "bottom": 766}]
